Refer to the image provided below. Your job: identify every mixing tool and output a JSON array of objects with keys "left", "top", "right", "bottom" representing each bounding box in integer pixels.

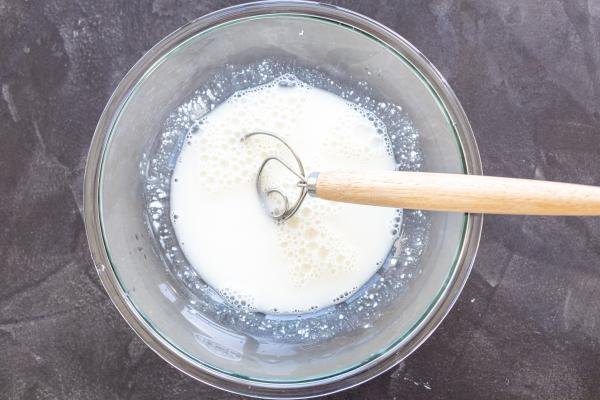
[{"left": 243, "top": 131, "right": 600, "bottom": 221}]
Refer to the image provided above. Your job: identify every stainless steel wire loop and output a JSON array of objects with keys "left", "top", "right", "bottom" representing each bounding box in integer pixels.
[{"left": 242, "top": 132, "right": 308, "bottom": 222}]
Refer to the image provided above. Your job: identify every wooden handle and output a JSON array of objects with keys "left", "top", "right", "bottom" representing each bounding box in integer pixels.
[{"left": 313, "top": 171, "right": 600, "bottom": 215}]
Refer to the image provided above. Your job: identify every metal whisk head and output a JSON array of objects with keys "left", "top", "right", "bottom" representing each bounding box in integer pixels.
[{"left": 241, "top": 132, "right": 311, "bottom": 222}]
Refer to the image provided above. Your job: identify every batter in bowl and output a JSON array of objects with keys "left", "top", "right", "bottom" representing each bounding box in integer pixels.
[{"left": 170, "top": 75, "right": 399, "bottom": 314}]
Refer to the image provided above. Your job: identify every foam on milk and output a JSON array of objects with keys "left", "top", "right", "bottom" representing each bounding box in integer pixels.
[{"left": 170, "top": 75, "right": 398, "bottom": 314}]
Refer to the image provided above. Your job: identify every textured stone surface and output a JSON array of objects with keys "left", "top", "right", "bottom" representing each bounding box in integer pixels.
[{"left": 1, "top": 0, "right": 600, "bottom": 398}]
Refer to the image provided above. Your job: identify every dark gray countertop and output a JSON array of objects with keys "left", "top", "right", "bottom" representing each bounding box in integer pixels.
[{"left": 2, "top": 1, "right": 600, "bottom": 399}]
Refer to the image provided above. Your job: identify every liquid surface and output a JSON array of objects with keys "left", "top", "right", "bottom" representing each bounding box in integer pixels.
[{"left": 170, "top": 75, "right": 399, "bottom": 314}]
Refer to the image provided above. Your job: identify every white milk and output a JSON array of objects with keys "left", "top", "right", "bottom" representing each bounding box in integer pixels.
[{"left": 170, "top": 75, "right": 398, "bottom": 314}]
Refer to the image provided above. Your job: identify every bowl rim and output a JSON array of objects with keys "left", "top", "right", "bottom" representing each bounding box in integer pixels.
[{"left": 83, "top": 1, "right": 483, "bottom": 398}]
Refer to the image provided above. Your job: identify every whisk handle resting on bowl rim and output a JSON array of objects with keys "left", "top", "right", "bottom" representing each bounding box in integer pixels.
[{"left": 309, "top": 171, "right": 600, "bottom": 215}]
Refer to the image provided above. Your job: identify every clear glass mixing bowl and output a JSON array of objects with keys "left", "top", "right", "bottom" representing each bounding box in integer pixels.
[{"left": 84, "top": 1, "right": 482, "bottom": 398}]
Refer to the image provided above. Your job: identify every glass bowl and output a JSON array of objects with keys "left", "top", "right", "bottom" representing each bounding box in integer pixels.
[{"left": 84, "top": 1, "right": 482, "bottom": 398}]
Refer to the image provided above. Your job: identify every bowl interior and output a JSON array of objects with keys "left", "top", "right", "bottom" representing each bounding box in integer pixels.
[{"left": 93, "top": 9, "right": 475, "bottom": 391}]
